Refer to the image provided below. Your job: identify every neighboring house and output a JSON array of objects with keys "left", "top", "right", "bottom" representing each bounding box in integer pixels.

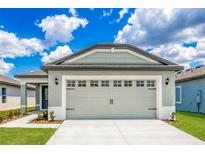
[
  {"left": 15, "top": 43, "right": 183, "bottom": 120},
  {"left": 176, "top": 65, "right": 205, "bottom": 113},
  {"left": 0, "top": 74, "right": 36, "bottom": 111}
]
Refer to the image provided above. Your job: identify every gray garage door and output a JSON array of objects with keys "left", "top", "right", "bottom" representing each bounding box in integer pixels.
[{"left": 66, "top": 80, "right": 156, "bottom": 119}]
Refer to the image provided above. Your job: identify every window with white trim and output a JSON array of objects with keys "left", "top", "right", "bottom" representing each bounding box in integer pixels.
[
  {"left": 2, "top": 87, "right": 7, "bottom": 103},
  {"left": 78, "top": 80, "right": 86, "bottom": 87},
  {"left": 124, "top": 80, "right": 132, "bottom": 87},
  {"left": 147, "top": 80, "right": 155, "bottom": 87},
  {"left": 90, "top": 80, "right": 98, "bottom": 87},
  {"left": 113, "top": 80, "right": 121, "bottom": 87},
  {"left": 136, "top": 80, "right": 144, "bottom": 87},
  {"left": 101, "top": 80, "right": 109, "bottom": 87},
  {"left": 176, "top": 86, "right": 182, "bottom": 103},
  {"left": 67, "top": 80, "right": 75, "bottom": 87}
]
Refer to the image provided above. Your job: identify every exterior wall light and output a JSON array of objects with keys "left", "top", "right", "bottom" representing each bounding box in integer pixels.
[
  {"left": 165, "top": 77, "right": 169, "bottom": 85},
  {"left": 55, "top": 78, "right": 58, "bottom": 85}
]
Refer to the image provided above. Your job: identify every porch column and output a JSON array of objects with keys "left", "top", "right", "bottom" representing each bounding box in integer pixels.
[
  {"left": 20, "top": 83, "right": 27, "bottom": 114},
  {"left": 35, "top": 84, "right": 40, "bottom": 110}
]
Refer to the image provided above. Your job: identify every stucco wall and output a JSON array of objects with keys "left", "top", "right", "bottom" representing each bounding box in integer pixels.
[
  {"left": 0, "top": 84, "right": 36, "bottom": 111},
  {"left": 48, "top": 70, "right": 175, "bottom": 108},
  {"left": 176, "top": 78, "right": 205, "bottom": 113}
]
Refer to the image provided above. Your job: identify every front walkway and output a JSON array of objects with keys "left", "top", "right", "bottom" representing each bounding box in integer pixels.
[
  {"left": 47, "top": 120, "right": 204, "bottom": 145},
  {"left": 0, "top": 114, "right": 60, "bottom": 128}
]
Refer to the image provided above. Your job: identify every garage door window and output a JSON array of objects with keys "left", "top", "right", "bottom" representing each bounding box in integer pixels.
[
  {"left": 78, "top": 80, "right": 86, "bottom": 87},
  {"left": 90, "top": 80, "right": 98, "bottom": 87},
  {"left": 101, "top": 80, "right": 109, "bottom": 87},
  {"left": 124, "top": 80, "right": 132, "bottom": 87},
  {"left": 147, "top": 80, "right": 155, "bottom": 87},
  {"left": 67, "top": 80, "right": 75, "bottom": 87},
  {"left": 136, "top": 80, "right": 144, "bottom": 87},
  {"left": 113, "top": 81, "right": 122, "bottom": 87}
]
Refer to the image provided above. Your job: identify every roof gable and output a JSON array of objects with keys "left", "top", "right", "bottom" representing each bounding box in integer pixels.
[{"left": 47, "top": 43, "right": 177, "bottom": 66}]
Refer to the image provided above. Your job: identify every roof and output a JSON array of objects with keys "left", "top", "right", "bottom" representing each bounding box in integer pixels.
[
  {"left": 15, "top": 70, "right": 48, "bottom": 78},
  {"left": 42, "top": 43, "right": 183, "bottom": 72},
  {"left": 0, "top": 74, "right": 35, "bottom": 89},
  {"left": 176, "top": 65, "right": 205, "bottom": 83}
]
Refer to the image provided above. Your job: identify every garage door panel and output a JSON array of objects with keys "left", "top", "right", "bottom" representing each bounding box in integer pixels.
[{"left": 66, "top": 80, "right": 156, "bottom": 119}]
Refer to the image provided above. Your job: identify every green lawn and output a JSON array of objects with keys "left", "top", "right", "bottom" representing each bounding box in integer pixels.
[
  {"left": 170, "top": 112, "right": 205, "bottom": 141},
  {"left": 0, "top": 128, "right": 57, "bottom": 145}
]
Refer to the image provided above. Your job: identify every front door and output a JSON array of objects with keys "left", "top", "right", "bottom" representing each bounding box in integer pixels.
[{"left": 42, "top": 85, "right": 48, "bottom": 109}]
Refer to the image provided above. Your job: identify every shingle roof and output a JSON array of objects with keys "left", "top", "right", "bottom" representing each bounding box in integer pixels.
[
  {"left": 0, "top": 74, "right": 35, "bottom": 89},
  {"left": 176, "top": 65, "right": 205, "bottom": 83},
  {"left": 42, "top": 43, "right": 184, "bottom": 72},
  {"left": 15, "top": 70, "right": 48, "bottom": 78}
]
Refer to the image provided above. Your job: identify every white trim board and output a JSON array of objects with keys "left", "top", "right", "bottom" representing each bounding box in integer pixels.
[
  {"left": 176, "top": 86, "right": 182, "bottom": 104},
  {"left": 62, "top": 75, "right": 163, "bottom": 120}
]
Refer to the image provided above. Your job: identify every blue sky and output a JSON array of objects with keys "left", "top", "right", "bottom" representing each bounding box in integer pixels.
[{"left": 0, "top": 8, "right": 205, "bottom": 77}]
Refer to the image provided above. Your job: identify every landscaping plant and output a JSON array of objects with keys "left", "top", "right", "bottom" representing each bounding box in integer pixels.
[{"left": 49, "top": 111, "right": 56, "bottom": 121}]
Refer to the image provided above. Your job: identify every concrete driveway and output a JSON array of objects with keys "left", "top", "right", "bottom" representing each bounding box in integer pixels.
[{"left": 47, "top": 120, "right": 204, "bottom": 145}]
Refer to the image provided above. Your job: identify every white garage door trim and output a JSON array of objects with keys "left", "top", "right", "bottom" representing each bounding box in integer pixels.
[{"left": 61, "top": 75, "right": 162, "bottom": 119}]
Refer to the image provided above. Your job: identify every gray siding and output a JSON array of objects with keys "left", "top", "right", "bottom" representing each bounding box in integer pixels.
[
  {"left": 67, "top": 52, "right": 155, "bottom": 64},
  {"left": 176, "top": 78, "right": 205, "bottom": 113},
  {"left": 48, "top": 70, "right": 175, "bottom": 107}
]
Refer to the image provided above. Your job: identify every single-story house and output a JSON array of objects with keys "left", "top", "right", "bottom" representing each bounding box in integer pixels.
[
  {"left": 176, "top": 65, "right": 205, "bottom": 113},
  {"left": 15, "top": 43, "right": 183, "bottom": 120},
  {"left": 0, "top": 74, "right": 36, "bottom": 111}
]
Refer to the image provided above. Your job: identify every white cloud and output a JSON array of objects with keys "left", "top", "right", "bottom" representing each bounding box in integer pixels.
[
  {"left": 0, "top": 59, "right": 14, "bottom": 75},
  {"left": 41, "top": 45, "right": 72, "bottom": 64},
  {"left": 0, "top": 30, "right": 44, "bottom": 59},
  {"left": 116, "top": 8, "right": 129, "bottom": 23},
  {"left": 38, "top": 14, "right": 88, "bottom": 46},
  {"left": 115, "top": 9, "right": 205, "bottom": 48},
  {"left": 69, "top": 8, "right": 78, "bottom": 17},
  {"left": 151, "top": 40, "right": 205, "bottom": 69},
  {"left": 102, "top": 9, "right": 113, "bottom": 17}
]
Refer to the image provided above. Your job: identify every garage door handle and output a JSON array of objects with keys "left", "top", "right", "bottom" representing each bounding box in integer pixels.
[
  {"left": 148, "top": 108, "right": 156, "bottom": 110},
  {"left": 66, "top": 108, "right": 75, "bottom": 110}
]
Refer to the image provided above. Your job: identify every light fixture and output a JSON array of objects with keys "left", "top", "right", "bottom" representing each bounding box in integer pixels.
[
  {"left": 55, "top": 78, "right": 58, "bottom": 85},
  {"left": 165, "top": 77, "right": 169, "bottom": 85}
]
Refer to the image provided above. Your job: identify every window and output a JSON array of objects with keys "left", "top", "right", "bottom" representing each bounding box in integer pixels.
[
  {"left": 113, "top": 80, "right": 121, "bottom": 87},
  {"left": 147, "top": 80, "right": 155, "bottom": 87},
  {"left": 101, "top": 80, "right": 109, "bottom": 87},
  {"left": 136, "top": 80, "right": 144, "bottom": 87},
  {"left": 78, "top": 80, "right": 86, "bottom": 87},
  {"left": 2, "top": 88, "right": 7, "bottom": 103},
  {"left": 176, "top": 86, "right": 182, "bottom": 104},
  {"left": 124, "top": 80, "right": 132, "bottom": 87},
  {"left": 90, "top": 80, "right": 98, "bottom": 87},
  {"left": 67, "top": 80, "right": 75, "bottom": 87}
]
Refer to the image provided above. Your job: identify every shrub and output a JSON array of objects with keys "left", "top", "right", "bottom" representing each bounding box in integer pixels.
[
  {"left": 49, "top": 111, "right": 56, "bottom": 121},
  {"left": 13, "top": 110, "right": 20, "bottom": 116},
  {"left": 168, "top": 112, "right": 176, "bottom": 121},
  {"left": 0, "top": 116, "right": 4, "bottom": 122},
  {"left": 37, "top": 110, "right": 48, "bottom": 120},
  {"left": 8, "top": 111, "right": 14, "bottom": 119}
]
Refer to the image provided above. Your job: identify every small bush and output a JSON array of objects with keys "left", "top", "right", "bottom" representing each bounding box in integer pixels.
[
  {"left": 49, "top": 111, "right": 56, "bottom": 121},
  {"left": 37, "top": 110, "right": 48, "bottom": 120},
  {"left": 0, "top": 116, "right": 4, "bottom": 122},
  {"left": 13, "top": 110, "right": 20, "bottom": 116},
  {"left": 8, "top": 111, "right": 14, "bottom": 119}
]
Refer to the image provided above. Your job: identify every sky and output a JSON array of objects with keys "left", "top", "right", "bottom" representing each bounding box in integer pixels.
[{"left": 0, "top": 8, "right": 205, "bottom": 78}]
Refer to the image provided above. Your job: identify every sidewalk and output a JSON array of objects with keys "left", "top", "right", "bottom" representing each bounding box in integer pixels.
[{"left": 0, "top": 114, "right": 60, "bottom": 128}]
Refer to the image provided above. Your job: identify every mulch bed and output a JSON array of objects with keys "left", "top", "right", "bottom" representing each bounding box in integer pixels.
[
  {"left": 0, "top": 114, "right": 28, "bottom": 125},
  {"left": 29, "top": 119, "right": 63, "bottom": 124},
  {"left": 163, "top": 120, "right": 181, "bottom": 124}
]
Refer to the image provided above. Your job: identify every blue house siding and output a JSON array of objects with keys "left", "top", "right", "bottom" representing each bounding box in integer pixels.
[{"left": 176, "top": 78, "right": 205, "bottom": 113}]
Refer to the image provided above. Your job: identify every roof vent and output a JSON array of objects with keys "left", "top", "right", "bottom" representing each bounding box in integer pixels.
[{"left": 111, "top": 47, "right": 115, "bottom": 53}]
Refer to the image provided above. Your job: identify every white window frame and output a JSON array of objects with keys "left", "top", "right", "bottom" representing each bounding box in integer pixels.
[
  {"left": 176, "top": 86, "right": 182, "bottom": 104},
  {"left": 1, "top": 87, "right": 7, "bottom": 103}
]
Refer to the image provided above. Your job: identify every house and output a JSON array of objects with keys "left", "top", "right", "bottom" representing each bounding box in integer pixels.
[
  {"left": 176, "top": 65, "right": 205, "bottom": 113},
  {"left": 15, "top": 43, "right": 183, "bottom": 120},
  {"left": 0, "top": 74, "right": 36, "bottom": 112}
]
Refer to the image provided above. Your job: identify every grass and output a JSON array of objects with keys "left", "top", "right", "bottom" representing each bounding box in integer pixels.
[
  {"left": 0, "top": 128, "right": 57, "bottom": 145},
  {"left": 170, "top": 111, "right": 205, "bottom": 141}
]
